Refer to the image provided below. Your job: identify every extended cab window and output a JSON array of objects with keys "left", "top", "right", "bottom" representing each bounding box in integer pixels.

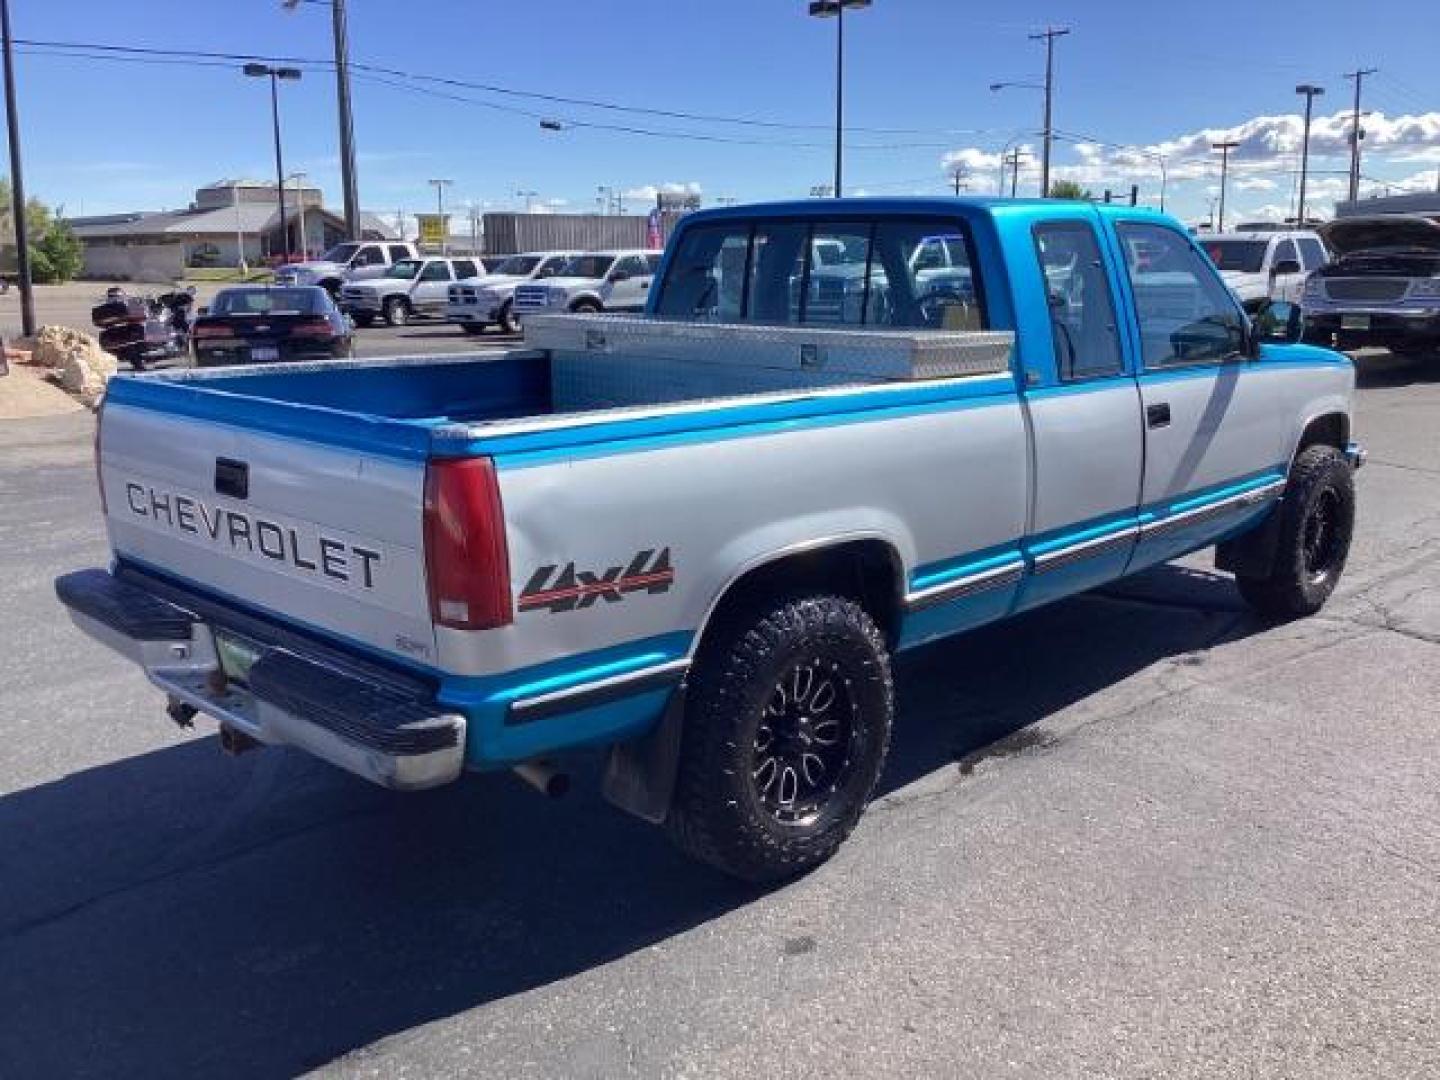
[
  {"left": 654, "top": 223, "right": 751, "bottom": 321},
  {"left": 353, "top": 245, "right": 384, "bottom": 267},
  {"left": 453, "top": 259, "right": 478, "bottom": 279},
  {"left": 387, "top": 245, "right": 412, "bottom": 262},
  {"left": 420, "top": 261, "right": 452, "bottom": 282},
  {"left": 1116, "top": 222, "right": 1245, "bottom": 369},
  {"left": 1032, "top": 221, "right": 1123, "bottom": 380}
]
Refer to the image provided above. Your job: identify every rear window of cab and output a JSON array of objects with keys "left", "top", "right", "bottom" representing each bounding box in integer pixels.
[{"left": 655, "top": 217, "right": 986, "bottom": 331}]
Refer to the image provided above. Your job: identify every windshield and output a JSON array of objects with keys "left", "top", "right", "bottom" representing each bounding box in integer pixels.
[
  {"left": 211, "top": 288, "right": 321, "bottom": 316},
  {"left": 493, "top": 255, "right": 541, "bottom": 276},
  {"left": 320, "top": 242, "right": 360, "bottom": 264},
  {"left": 558, "top": 254, "right": 615, "bottom": 278},
  {"left": 384, "top": 259, "right": 423, "bottom": 280},
  {"left": 1201, "top": 240, "right": 1269, "bottom": 273}
]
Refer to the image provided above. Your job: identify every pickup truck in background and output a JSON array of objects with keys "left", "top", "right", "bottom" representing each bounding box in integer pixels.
[
  {"left": 445, "top": 251, "right": 580, "bottom": 335},
  {"left": 510, "top": 249, "right": 663, "bottom": 319},
  {"left": 276, "top": 240, "right": 424, "bottom": 296},
  {"left": 1200, "top": 229, "right": 1328, "bottom": 313},
  {"left": 58, "top": 198, "right": 1362, "bottom": 882},
  {"left": 339, "top": 256, "right": 486, "bottom": 327},
  {"left": 1302, "top": 215, "right": 1440, "bottom": 358}
]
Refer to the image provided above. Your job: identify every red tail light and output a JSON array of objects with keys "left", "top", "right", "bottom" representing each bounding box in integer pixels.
[
  {"left": 423, "top": 457, "right": 512, "bottom": 631},
  {"left": 191, "top": 323, "right": 229, "bottom": 339},
  {"left": 291, "top": 319, "right": 336, "bottom": 338}
]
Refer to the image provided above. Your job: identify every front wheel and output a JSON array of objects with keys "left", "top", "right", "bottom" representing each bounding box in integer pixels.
[
  {"left": 383, "top": 296, "right": 410, "bottom": 327},
  {"left": 1236, "top": 444, "right": 1355, "bottom": 618},
  {"left": 666, "top": 595, "right": 893, "bottom": 883},
  {"left": 498, "top": 299, "right": 521, "bottom": 334},
  {"left": 570, "top": 299, "right": 602, "bottom": 315}
]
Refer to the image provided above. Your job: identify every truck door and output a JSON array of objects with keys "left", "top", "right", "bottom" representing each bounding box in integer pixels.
[
  {"left": 1015, "top": 215, "right": 1144, "bottom": 611},
  {"left": 1111, "top": 221, "right": 1289, "bottom": 571},
  {"left": 606, "top": 255, "right": 652, "bottom": 311},
  {"left": 413, "top": 260, "right": 454, "bottom": 314}
]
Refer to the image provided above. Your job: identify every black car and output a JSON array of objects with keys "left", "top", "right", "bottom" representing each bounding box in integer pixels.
[{"left": 190, "top": 286, "right": 353, "bottom": 367}]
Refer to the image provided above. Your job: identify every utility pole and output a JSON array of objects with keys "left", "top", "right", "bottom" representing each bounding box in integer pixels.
[
  {"left": 1028, "top": 26, "right": 1070, "bottom": 198},
  {"left": 1, "top": 0, "right": 35, "bottom": 336},
  {"left": 288, "top": 173, "right": 309, "bottom": 257},
  {"left": 1003, "top": 151, "right": 1028, "bottom": 198},
  {"left": 1211, "top": 140, "right": 1239, "bottom": 233},
  {"left": 948, "top": 162, "right": 969, "bottom": 196},
  {"left": 330, "top": 0, "right": 360, "bottom": 239},
  {"left": 1343, "top": 67, "right": 1377, "bottom": 205},
  {"left": 1295, "top": 83, "right": 1325, "bottom": 227}
]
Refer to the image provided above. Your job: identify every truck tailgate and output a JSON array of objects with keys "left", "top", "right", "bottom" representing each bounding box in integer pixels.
[{"left": 99, "top": 402, "right": 437, "bottom": 667}]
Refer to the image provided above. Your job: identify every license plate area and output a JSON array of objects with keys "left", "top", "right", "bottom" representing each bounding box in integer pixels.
[
  {"left": 1341, "top": 315, "right": 1370, "bottom": 330},
  {"left": 250, "top": 346, "right": 280, "bottom": 361}
]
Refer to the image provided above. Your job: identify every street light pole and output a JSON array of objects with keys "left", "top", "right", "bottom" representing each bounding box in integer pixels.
[
  {"left": 1343, "top": 67, "right": 1376, "bottom": 205},
  {"left": 429, "top": 178, "right": 451, "bottom": 253},
  {"left": 1295, "top": 83, "right": 1325, "bottom": 227},
  {"left": 330, "top": 0, "right": 361, "bottom": 239},
  {"left": 808, "top": 0, "right": 871, "bottom": 199},
  {"left": 1029, "top": 26, "right": 1070, "bottom": 197},
  {"left": 288, "top": 173, "right": 309, "bottom": 257},
  {"left": 243, "top": 63, "right": 301, "bottom": 260},
  {"left": 1, "top": 0, "right": 34, "bottom": 336},
  {"left": 1211, "top": 140, "right": 1239, "bottom": 232}
]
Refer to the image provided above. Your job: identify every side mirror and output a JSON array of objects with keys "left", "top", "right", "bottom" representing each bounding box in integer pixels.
[
  {"left": 1252, "top": 300, "right": 1304, "bottom": 346},
  {"left": 1271, "top": 259, "right": 1302, "bottom": 277}
]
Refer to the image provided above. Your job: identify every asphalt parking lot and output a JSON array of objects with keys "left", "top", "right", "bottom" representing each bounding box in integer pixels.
[{"left": 1, "top": 351, "right": 1437, "bottom": 1078}]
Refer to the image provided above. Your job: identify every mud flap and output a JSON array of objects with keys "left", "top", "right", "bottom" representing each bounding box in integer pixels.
[{"left": 601, "top": 682, "right": 687, "bottom": 825}]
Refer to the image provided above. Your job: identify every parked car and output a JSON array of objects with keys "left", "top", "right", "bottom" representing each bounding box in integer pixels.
[
  {"left": 189, "top": 285, "right": 353, "bottom": 366},
  {"left": 510, "top": 249, "right": 663, "bottom": 319},
  {"left": 275, "top": 241, "right": 423, "bottom": 295},
  {"left": 1302, "top": 215, "right": 1440, "bottom": 357},
  {"left": 339, "top": 256, "right": 485, "bottom": 327},
  {"left": 1199, "top": 230, "right": 1328, "bottom": 312},
  {"left": 445, "top": 251, "right": 580, "bottom": 335},
  {"left": 58, "top": 198, "right": 1362, "bottom": 883}
]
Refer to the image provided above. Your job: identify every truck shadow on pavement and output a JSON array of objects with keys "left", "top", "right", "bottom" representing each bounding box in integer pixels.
[
  {"left": 1352, "top": 350, "right": 1440, "bottom": 388},
  {"left": 0, "top": 564, "right": 1256, "bottom": 1079}
]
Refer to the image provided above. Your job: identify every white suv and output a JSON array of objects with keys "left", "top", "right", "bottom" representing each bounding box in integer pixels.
[
  {"left": 1199, "top": 230, "right": 1328, "bottom": 312},
  {"left": 445, "top": 251, "right": 580, "bottom": 335},
  {"left": 511, "top": 250, "right": 664, "bottom": 320}
]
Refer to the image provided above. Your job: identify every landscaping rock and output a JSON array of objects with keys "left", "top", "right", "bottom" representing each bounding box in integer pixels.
[{"left": 27, "top": 326, "right": 115, "bottom": 408}]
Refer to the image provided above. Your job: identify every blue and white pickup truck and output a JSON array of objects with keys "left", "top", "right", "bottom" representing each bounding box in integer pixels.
[{"left": 58, "top": 198, "right": 1363, "bottom": 882}]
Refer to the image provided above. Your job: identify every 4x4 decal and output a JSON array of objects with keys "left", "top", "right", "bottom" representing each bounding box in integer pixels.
[{"left": 519, "top": 548, "right": 674, "bottom": 614}]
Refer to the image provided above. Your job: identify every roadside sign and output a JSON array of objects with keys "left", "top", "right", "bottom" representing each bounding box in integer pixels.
[{"left": 417, "top": 213, "right": 449, "bottom": 247}]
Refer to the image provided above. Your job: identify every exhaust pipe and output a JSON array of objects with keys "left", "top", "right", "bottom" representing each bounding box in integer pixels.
[
  {"left": 512, "top": 759, "right": 570, "bottom": 798},
  {"left": 219, "top": 725, "right": 262, "bottom": 756}
]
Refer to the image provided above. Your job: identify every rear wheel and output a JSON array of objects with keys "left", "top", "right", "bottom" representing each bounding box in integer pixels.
[
  {"left": 666, "top": 595, "right": 893, "bottom": 883},
  {"left": 383, "top": 296, "right": 410, "bottom": 327},
  {"left": 1236, "top": 445, "right": 1355, "bottom": 619}
]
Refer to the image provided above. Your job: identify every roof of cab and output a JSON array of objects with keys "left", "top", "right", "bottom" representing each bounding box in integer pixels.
[{"left": 679, "top": 195, "right": 1179, "bottom": 228}]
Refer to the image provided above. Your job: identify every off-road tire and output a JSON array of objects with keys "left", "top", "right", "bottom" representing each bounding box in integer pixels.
[
  {"left": 666, "top": 595, "right": 893, "bottom": 883},
  {"left": 1236, "top": 444, "right": 1355, "bottom": 618},
  {"left": 383, "top": 296, "right": 410, "bottom": 327}
]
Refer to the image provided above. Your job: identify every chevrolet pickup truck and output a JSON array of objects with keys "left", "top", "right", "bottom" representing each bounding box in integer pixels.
[
  {"left": 1302, "top": 215, "right": 1440, "bottom": 358},
  {"left": 57, "top": 198, "right": 1362, "bottom": 882}
]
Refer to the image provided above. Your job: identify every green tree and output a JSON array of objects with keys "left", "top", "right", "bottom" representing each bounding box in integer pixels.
[
  {"left": 1047, "top": 179, "right": 1093, "bottom": 200},
  {"left": 32, "top": 221, "right": 83, "bottom": 283}
]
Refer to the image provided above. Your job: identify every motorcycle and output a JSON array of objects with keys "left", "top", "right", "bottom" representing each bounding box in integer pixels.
[{"left": 90, "top": 286, "right": 196, "bottom": 371}]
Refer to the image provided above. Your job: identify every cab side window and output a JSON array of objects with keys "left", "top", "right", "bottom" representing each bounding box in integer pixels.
[
  {"left": 611, "top": 255, "right": 649, "bottom": 279},
  {"left": 453, "top": 259, "right": 478, "bottom": 279},
  {"left": 1116, "top": 222, "right": 1246, "bottom": 369},
  {"left": 1272, "top": 239, "right": 1299, "bottom": 271},
  {"left": 419, "top": 261, "right": 452, "bottom": 281},
  {"left": 1032, "top": 221, "right": 1123, "bottom": 380},
  {"left": 387, "top": 245, "right": 412, "bottom": 263},
  {"left": 354, "top": 245, "right": 384, "bottom": 267},
  {"left": 1297, "top": 237, "right": 1327, "bottom": 271},
  {"left": 653, "top": 224, "right": 750, "bottom": 321}
]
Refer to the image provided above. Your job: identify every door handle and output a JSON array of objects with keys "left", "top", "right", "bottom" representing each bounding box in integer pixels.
[{"left": 1146, "top": 402, "right": 1171, "bottom": 429}]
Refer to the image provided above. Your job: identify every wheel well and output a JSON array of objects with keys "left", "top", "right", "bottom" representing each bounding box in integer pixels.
[
  {"left": 697, "top": 539, "right": 905, "bottom": 654},
  {"left": 569, "top": 296, "right": 602, "bottom": 312},
  {"left": 1296, "top": 413, "right": 1348, "bottom": 456}
]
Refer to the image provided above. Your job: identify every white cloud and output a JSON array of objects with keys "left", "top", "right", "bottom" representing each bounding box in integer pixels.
[
  {"left": 1235, "top": 176, "right": 1279, "bottom": 192},
  {"left": 622, "top": 180, "right": 703, "bottom": 202}
]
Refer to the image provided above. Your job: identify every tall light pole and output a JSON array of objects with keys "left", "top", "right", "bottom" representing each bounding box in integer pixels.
[
  {"left": 1029, "top": 26, "right": 1070, "bottom": 197},
  {"left": 287, "top": 172, "right": 309, "bottom": 257},
  {"left": 1343, "top": 67, "right": 1376, "bottom": 205},
  {"left": 1211, "top": 140, "right": 1239, "bottom": 232},
  {"left": 1295, "top": 83, "right": 1325, "bottom": 227},
  {"left": 515, "top": 189, "right": 538, "bottom": 213},
  {"left": 1, "top": 0, "right": 34, "bottom": 336},
  {"left": 429, "top": 178, "right": 452, "bottom": 253},
  {"left": 243, "top": 63, "right": 301, "bottom": 259},
  {"left": 807, "top": 0, "right": 871, "bottom": 199},
  {"left": 990, "top": 85, "right": 1044, "bottom": 194},
  {"left": 282, "top": 0, "right": 359, "bottom": 239}
]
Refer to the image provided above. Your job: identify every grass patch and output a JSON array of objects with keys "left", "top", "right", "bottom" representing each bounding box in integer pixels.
[{"left": 180, "top": 268, "right": 275, "bottom": 283}]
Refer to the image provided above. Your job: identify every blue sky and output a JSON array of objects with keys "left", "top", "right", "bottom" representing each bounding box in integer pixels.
[{"left": 12, "top": 0, "right": 1440, "bottom": 229}]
